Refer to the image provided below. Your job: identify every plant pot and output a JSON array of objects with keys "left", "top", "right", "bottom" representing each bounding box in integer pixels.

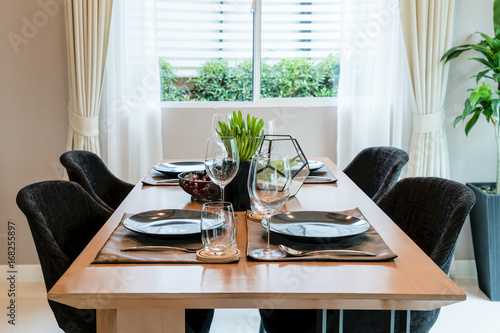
[
  {"left": 467, "top": 182, "right": 500, "bottom": 301},
  {"left": 224, "top": 161, "right": 251, "bottom": 211}
]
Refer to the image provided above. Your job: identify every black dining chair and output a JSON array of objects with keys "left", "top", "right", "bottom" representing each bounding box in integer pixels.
[
  {"left": 343, "top": 146, "right": 409, "bottom": 203},
  {"left": 17, "top": 180, "right": 215, "bottom": 333},
  {"left": 259, "top": 177, "right": 475, "bottom": 333},
  {"left": 17, "top": 180, "right": 111, "bottom": 333},
  {"left": 60, "top": 150, "right": 134, "bottom": 213}
]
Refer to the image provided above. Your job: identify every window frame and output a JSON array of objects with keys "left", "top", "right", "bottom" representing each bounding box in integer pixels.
[{"left": 160, "top": 0, "right": 338, "bottom": 109}]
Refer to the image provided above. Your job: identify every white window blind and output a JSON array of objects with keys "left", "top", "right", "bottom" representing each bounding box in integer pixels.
[
  {"left": 261, "top": 0, "right": 341, "bottom": 62},
  {"left": 157, "top": 0, "right": 253, "bottom": 77},
  {"left": 157, "top": 0, "right": 340, "bottom": 76}
]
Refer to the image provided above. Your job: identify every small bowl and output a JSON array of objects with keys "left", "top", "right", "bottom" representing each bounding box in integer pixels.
[{"left": 178, "top": 171, "right": 221, "bottom": 202}]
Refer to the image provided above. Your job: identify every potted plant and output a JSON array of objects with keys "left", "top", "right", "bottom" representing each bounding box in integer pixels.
[
  {"left": 215, "top": 110, "right": 264, "bottom": 211},
  {"left": 442, "top": 0, "right": 500, "bottom": 301}
]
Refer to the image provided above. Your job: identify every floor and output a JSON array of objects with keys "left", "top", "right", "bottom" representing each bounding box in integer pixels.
[{"left": 1, "top": 278, "right": 499, "bottom": 332}]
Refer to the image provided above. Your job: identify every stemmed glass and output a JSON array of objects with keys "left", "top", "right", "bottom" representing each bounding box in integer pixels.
[
  {"left": 205, "top": 136, "right": 240, "bottom": 201},
  {"left": 251, "top": 119, "right": 276, "bottom": 218},
  {"left": 212, "top": 113, "right": 232, "bottom": 139},
  {"left": 247, "top": 153, "right": 292, "bottom": 259}
]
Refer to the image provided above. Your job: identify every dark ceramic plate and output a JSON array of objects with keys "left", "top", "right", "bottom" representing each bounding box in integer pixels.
[
  {"left": 261, "top": 211, "right": 370, "bottom": 243},
  {"left": 307, "top": 160, "right": 325, "bottom": 171},
  {"left": 123, "top": 209, "right": 201, "bottom": 239},
  {"left": 291, "top": 160, "right": 325, "bottom": 172},
  {"left": 153, "top": 161, "right": 205, "bottom": 176}
]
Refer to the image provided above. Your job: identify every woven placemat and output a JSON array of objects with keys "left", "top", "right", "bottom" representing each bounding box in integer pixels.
[
  {"left": 142, "top": 168, "right": 179, "bottom": 186},
  {"left": 246, "top": 208, "right": 397, "bottom": 262},
  {"left": 93, "top": 213, "right": 239, "bottom": 264}
]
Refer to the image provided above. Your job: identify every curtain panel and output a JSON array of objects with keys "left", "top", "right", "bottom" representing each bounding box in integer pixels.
[
  {"left": 64, "top": 0, "right": 113, "bottom": 154},
  {"left": 401, "top": 0, "right": 455, "bottom": 177},
  {"left": 100, "top": 0, "right": 163, "bottom": 183},
  {"left": 336, "top": 0, "right": 406, "bottom": 169}
]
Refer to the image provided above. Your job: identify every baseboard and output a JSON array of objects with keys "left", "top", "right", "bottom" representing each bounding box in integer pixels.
[
  {"left": 0, "top": 264, "right": 44, "bottom": 282},
  {"left": 449, "top": 259, "right": 477, "bottom": 279}
]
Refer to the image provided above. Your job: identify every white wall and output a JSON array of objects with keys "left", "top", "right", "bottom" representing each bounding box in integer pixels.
[
  {"left": 446, "top": 0, "right": 495, "bottom": 260},
  {"left": 161, "top": 106, "right": 337, "bottom": 163},
  {"left": 0, "top": 0, "right": 493, "bottom": 264},
  {"left": 0, "top": 0, "right": 68, "bottom": 265}
]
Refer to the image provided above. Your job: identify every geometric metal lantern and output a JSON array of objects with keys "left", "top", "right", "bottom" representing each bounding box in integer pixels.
[{"left": 257, "top": 134, "right": 310, "bottom": 197}]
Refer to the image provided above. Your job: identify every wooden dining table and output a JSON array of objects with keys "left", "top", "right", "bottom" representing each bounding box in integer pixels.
[{"left": 47, "top": 158, "right": 465, "bottom": 333}]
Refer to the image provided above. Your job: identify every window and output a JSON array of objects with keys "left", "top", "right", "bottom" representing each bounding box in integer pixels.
[{"left": 158, "top": 0, "right": 340, "bottom": 102}]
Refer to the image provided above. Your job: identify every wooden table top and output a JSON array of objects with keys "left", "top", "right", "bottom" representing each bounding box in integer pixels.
[{"left": 48, "top": 158, "right": 465, "bottom": 312}]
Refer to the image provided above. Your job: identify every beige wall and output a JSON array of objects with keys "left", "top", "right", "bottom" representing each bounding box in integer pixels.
[
  {"left": 0, "top": 0, "right": 68, "bottom": 265},
  {"left": 0, "top": 0, "right": 493, "bottom": 265}
]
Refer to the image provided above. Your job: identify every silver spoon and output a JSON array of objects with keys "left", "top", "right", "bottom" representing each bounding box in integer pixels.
[
  {"left": 121, "top": 246, "right": 201, "bottom": 253},
  {"left": 278, "top": 244, "right": 376, "bottom": 257}
]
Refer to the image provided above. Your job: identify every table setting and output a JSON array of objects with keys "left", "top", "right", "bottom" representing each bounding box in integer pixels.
[
  {"left": 95, "top": 110, "right": 395, "bottom": 265},
  {"left": 51, "top": 114, "right": 468, "bottom": 333}
]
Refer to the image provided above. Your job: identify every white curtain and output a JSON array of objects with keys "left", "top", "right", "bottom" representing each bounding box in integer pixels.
[
  {"left": 100, "top": 0, "right": 163, "bottom": 183},
  {"left": 336, "top": 0, "right": 407, "bottom": 169},
  {"left": 65, "top": 0, "right": 113, "bottom": 153},
  {"left": 401, "top": 0, "right": 455, "bottom": 177}
]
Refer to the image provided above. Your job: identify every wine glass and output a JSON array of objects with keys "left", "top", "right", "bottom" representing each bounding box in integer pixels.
[
  {"left": 205, "top": 136, "right": 240, "bottom": 201},
  {"left": 251, "top": 119, "right": 275, "bottom": 219},
  {"left": 263, "top": 119, "right": 276, "bottom": 135},
  {"left": 247, "top": 153, "right": 292, "bottom": 259},
  {"left": 212, "top": 113, "right": 232, "bottom": 139}
]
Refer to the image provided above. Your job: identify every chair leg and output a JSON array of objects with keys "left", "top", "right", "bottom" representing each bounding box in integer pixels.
[
  {"left": 321, "top": 310, "right": 343, "bottom": 333},
  {"left": 383, "top": 310, "right": 410, "bottom": 333},
  {"left": 259, "top": 320, "right": 266, "bottom": 333},
  {"left": 383, "top": 310, "right": 396, "bottom": 333},
  {"left": 399, "top": 310, "right": 410, "bottom": 333}
]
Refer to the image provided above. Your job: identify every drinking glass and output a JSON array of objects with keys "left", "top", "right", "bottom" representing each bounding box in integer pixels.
[
  {"left": 263, "top": 119, "right": 276, "bottom": 135},
  {"left": 205, "top": 136, "right": 240, "bottom": 201},
  {"left": 201, "top": 201, "right": 235, "bottom": 255},
  {"left": 247, "top": 153, "right": 292, "bottom": 259},
  {"left": 212, "top": 113, "right": 232, "bottom": 139}
]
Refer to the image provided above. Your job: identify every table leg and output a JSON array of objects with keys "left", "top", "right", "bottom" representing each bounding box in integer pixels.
[
  {"left": 97, "top": 308, "right": 185, "bottom": 333},
  {"left": 97, "top": 309, "right": 117, "bottom": 333}
]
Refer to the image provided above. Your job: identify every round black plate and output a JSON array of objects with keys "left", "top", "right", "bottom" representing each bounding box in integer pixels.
[
  {"left": 153, "top": 161, "right": 205, "bottom": 176},
  {"left": 123, "top": 209, "right": 201, "bottom": 239},
  {"left": 261, "top": 211, "right": 370, "bottom": 243}
]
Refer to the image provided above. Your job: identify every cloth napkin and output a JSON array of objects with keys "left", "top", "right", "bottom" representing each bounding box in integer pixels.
[
  {"left": 304, "top": 165, "right": 337, "bottom": 184},
  {"left": 142, "top": 167, "right": 179, "bottom": 186},
  {"left": 246, "top": 208, "right": 397, "bottom": 261},
  {"left": 93, "top": 213, "right": 235, "bottom": 264}
]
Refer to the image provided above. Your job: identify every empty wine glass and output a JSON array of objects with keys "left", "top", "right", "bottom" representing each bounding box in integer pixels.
[
  {"left": 263, "top": 119, "right": 276, "bottom": 135},
  {"left": 247, "top": 153, "right": 291, "bottom": 259},
  {"left": 212, "top": 113, "right": 232, "bottom": 139},
  {"left": 205, "top": 136, "right": 240, "bottom": 201}
]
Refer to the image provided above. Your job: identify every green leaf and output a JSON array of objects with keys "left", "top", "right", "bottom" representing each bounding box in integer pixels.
[
  {"left": 470, "top": 43, "right": 495, "bottom": 62},
  {"left": 465, "top": 110, "right": 481, "bottom": 135},
  {"left": 441, "top": 44, "right": 473, "bottom": 62},
  {"left": 474, "top": 69, "right": 493, "bottom": 83},
  {"left": 453, "top": 115, "right": 464, "bottom": 128},
  {"left": 492, "top": 99, "right": 500, "bottom": 121},
  {"left": 495, "top": 0, "right": 500, "bottom": 38},
  {"left": 470, "top": 57, "right": 496, "bottom": 69}
]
